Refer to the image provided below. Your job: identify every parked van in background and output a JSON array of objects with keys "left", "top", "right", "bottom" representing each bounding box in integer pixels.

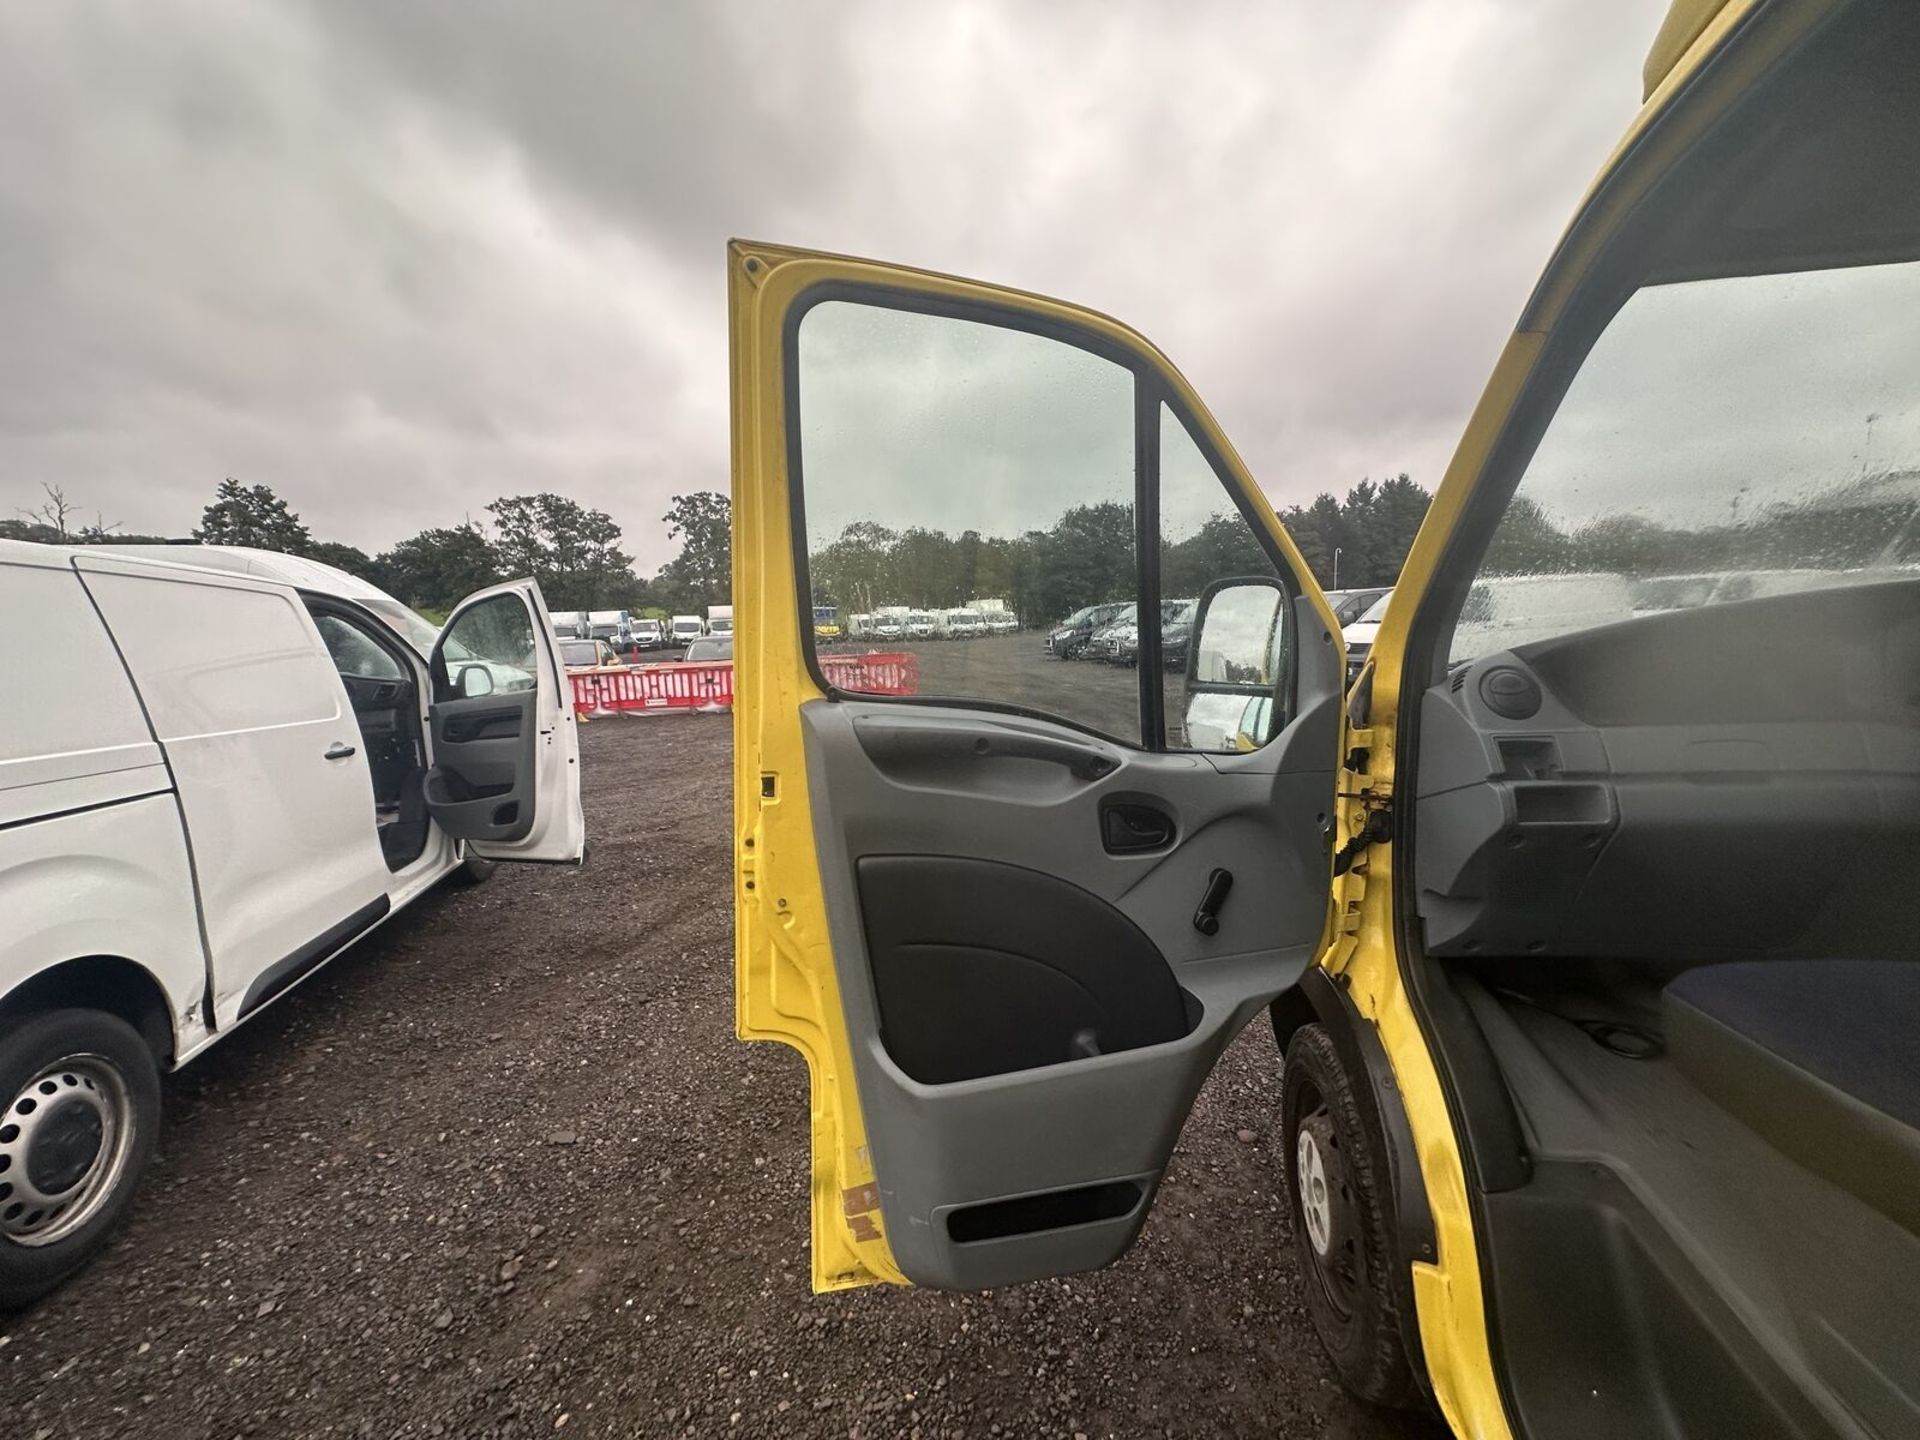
[
  {"left": 586, "top": 609, "right": 629, "bottom": 642},
  {"left": 706, "top": 604, "right": 735, "bottom": 637},
  {"left": 0, "top": 540, "right": 586, "bottom": 1306},
  {"left": 670, "top": 614, "right": 704, "bottom": 645}
]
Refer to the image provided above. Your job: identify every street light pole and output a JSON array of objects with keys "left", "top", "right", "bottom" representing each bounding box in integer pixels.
[{"left": 1333, "top": 546, "right": 1342, "bottom": 590}]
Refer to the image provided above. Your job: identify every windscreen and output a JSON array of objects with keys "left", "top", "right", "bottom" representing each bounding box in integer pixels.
[{"left": 1454, "top": 259, "right": 1920, "bottom": 664}]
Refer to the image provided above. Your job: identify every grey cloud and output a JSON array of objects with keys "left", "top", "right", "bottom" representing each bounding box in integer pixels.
[{"left": 1, "top": 0, "right": 1668, "bottom": 573}]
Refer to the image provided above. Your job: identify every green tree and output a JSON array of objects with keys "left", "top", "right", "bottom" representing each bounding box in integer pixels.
[
  {"left": 1482, "top": 494, "right": 1571, "bottom": 575},
  {"left": 1031, "top": 501, "right": 1134, "bottom": 621},
  {"left": 374, "top": 524, "right": 502, "bottom": 610},
  {"left": 1283, "top": 493, "right": 1347, "bottom": 587},
  {"left": 656, "top": 491, "right": 732, "bottom": 608},
  {"left": 195, "top": 479, "right": 312, "bottom": 552},
  {"left": 893, "top": 527, "right": 965, "bottom": 607},
  {"left": 488, "top": 493, "right": 635, "bottom": 610},
  {"left": 0, "top": 518, "right": 62, "bottom": 543},
  {"left": 1163, "top": 513, "right": 1276, "bottom": 598},
  {"left": 306, "top": 540, "right": 378, "bottom": 581},
  {"left": 1337, "top": 478, "right": 1381, "bottom": 586},
  {"left": 810, "top": 520, "right": 899, "bottom": 616},
  {"left": 1568, "top": 513, "right": 1673, "bottom": 574},
  {"left": 1363, "top": 474, "right": 1432, "bottom": 586}
]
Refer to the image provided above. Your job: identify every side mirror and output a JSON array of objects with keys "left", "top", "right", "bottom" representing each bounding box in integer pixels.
[
  {"left": 1182, "top": 577, "right": 1288, "bottom": 752},
  {"left": 457, "top": 663, "right": 496, "bottom": 699}
]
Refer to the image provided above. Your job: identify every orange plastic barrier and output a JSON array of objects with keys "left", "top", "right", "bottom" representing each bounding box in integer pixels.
[
  {"left": 569, "top": 652, "right": 919, "bottom": 715},
  {"left": 821, "top": 652, "right": 920, "bottom": 695}
]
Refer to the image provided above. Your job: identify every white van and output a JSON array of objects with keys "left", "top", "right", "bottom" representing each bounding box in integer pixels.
[
  {"left": 670, "top": 614, "right": 704, "bottom": 645},
  {"left": 0, "top": 540, "right": 586, "bottom": 1305}
]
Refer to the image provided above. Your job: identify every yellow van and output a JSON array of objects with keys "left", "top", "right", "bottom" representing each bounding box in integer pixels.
[{"left": 731, "top": 3, "right": 1920, "bottom": 1434}]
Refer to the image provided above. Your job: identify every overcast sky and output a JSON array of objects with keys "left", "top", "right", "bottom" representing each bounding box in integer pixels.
[{"left": 0, "top": 0, "right": 1671, "bottom": 574}]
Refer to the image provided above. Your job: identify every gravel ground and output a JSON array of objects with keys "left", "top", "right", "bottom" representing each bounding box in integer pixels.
[{"left": 2, "top": 715, "right": 1443, "bottom": 1440}]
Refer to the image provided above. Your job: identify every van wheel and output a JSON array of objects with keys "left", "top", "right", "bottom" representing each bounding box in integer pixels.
[
  {"left": 0, "top": 1010, "right": 161, "bottom": 1309},
  {"left": 1281, "top": 1023, "right": 1417, "bottom": 1408},
  {"left": 447, "top": 853, "right": 496, "bottom": 888}
]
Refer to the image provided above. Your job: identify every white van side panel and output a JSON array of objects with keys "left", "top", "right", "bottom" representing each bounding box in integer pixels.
[
  {"left": 78, "top": 566, "right": 393, "bottom": 1027},
  {"left": 0, "top": 795, "right": 210, "bottom": 1058},
  {"left": 0, "top": 561, "right": 171, "bottom": 827}
]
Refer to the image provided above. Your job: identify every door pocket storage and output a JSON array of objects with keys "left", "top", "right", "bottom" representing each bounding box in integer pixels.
[
  {"left": 945, "top": 1179, "right": 1146, "bottom": 1244},
  {"left": 856, "top": 855, "right": 1192, "bottom": 1083}
]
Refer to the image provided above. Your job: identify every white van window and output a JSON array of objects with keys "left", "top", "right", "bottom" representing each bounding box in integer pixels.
[
  {"left": 1456, "top": 259, "right": 1920, "bottom": 664},
  {"left": 0, "top": 565, "right": 152, "bottom": 766},
  {"left": 440, "top": 594, "right": 539, "bottom": 698},
  {"left": 85, "top": 574, "right": 342, "bottom": 736},
  {"left": 314, "top": 614, "right": 406, "bottom": 681}
]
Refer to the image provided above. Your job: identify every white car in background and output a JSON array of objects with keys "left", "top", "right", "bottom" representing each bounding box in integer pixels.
[
  {"left": 0, "top": 540, "right": 585, "bottom": 1306},
  {"left": 1341, "top": 589, "right": 1394, "bottom": 680},
  {"left": 1449, "top": 573, "right": 1637, "bottom": 660}
]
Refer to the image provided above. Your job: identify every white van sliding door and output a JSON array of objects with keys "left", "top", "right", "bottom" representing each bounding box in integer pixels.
[{"left": 77, "top": 558, "right": 393, "bottom": 1027}]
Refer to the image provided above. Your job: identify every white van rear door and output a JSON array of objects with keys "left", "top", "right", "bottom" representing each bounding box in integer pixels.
[
  {"left": 76, "top": 555, "right": 393, "bottom": 1026},
  {"left": 425, "top": 579, "right": 585, "bottom": 864}
]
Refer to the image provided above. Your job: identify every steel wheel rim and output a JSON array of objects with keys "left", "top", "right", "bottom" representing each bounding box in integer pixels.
[
  {"left": 1294, "top": 1097, "right": 1361, "bottom": 1323},
  {"left": 0, "top": 1055, "right": 136, "bottom": 1247},
  {"left": 1296, "top": 1125, "right": 1334, "bottom": 1256}
]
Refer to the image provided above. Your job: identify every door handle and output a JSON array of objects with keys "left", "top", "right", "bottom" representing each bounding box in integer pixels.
[
  {"left": 853, "top": 716, "right": 1120, "bottom": 781},
  {"left": 324, "top": 742, "right": 357, "bottom": 761},
  {"left": 1101, "top": 801, "right": 1177, "bottom": 854}
]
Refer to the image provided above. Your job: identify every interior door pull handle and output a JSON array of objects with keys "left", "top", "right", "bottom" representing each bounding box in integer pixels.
[
  {"left": 853, "top": 718, "right": 1119, "bottom": 781},
  {"left": 324, "top": 742, "right": 357, "bottom": 760}
]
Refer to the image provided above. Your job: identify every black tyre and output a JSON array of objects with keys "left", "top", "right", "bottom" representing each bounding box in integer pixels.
[
  {"left": 0, "top": 1009, "right": 162, "bottom": 1309},
  {"left": 1281, "top": 1023, "right": 1418, "bottom": 1408},
  {"left": 446, "top": 852, "right": 497, "bottom": 888}
]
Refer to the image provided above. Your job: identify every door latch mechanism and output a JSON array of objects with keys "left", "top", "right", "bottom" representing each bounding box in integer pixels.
[{"left": 1332, "top": 802, "right": 1394, "bottom": 876}]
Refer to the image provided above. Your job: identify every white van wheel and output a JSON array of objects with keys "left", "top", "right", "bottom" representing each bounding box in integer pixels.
[
  {"left": 0, "top": 1011, "right": 160, "bottom": 1309},
  {"left": 1, "top": 1057, "right": 136, "bottom": 1245},
  {"left": 447, "top": 852, "right": 496, "bottom": 888}
]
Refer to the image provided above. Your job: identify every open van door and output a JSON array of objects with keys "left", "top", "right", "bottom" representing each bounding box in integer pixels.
[
  {"left": 426, "top": 579, "right": 586, "bottom": 864},
  {"left": 730, "top": 240, "right": 1347, "bottom": 1292}
]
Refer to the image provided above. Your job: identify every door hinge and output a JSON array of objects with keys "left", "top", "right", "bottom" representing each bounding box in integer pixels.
[{"left": 1332, "top": 799, "right": 1394, "bottom": 876}]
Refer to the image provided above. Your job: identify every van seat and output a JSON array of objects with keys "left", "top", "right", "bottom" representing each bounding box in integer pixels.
[{"left": 1664, "top": 960, "right": 1920, "bottom": 1235}]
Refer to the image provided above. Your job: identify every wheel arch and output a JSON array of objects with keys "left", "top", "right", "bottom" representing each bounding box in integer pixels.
[
  {"left": 1274, "top": 969, "right": 1439, "bottom": 1398},
  {"left": 0, "top": 956, "right": 178, "bottom": 1068}
]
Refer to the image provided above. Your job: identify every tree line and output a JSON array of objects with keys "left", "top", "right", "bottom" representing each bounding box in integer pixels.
[
  {"left": 1481, "top": 471, "right": 1920, "bottom": 578},
  {"left": 7, "top": 470, "right": 1440, "bottom": 627},
  {"left": 2, "top": 479, "right": 733, "bottom": 619},
  {"left": 809, "top": 475, "right": 1434, "bottom": 623}
]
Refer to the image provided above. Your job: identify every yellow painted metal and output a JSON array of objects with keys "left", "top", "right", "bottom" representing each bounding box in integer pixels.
[
  {"left": 730, "top": 244, "right": 903, "bottom": 1291},
  {"left": 732, "top": 0, "right": 1832, "bottom": 1419},
  {"left": 728, "top": 238, "right": 1340, "bottom": 1292},
  {"left": 1644, "top": 0, "right": 1739, "bottom": 97},
  {"left": 1328, "top": 332, "right": 1544, "bottom": 1440},
  {"left": 1348, "top": 5, "right": 1843, "bottom": 1432}
]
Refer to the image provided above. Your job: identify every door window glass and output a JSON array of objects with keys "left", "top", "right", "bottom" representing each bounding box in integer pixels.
[
  {"left": 439, "top": 594, "right": 538, "bottom": 699},
  {"left": 314, "top": 614, "right": 405, "bottom": 681},
  {"left": 794, "top": 299, "right": 1141, "bottom": 742},
  {"left": 1157, "top": 404, "right": 1285, "bottom": 747},
  {"left": 1454, "top": 259, "right": 1920, "bottom": 666}
]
